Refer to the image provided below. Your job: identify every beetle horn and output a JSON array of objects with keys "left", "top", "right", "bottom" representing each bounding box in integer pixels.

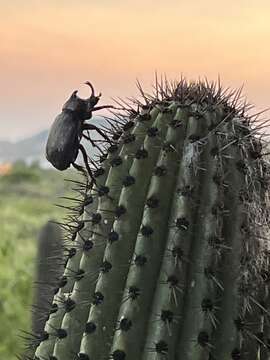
[
  {"left": 71, "top": 90, "right": 78, "bottom": 97},
  {"left": 84, "top": 81, "right": 95, "bottom": 97}
]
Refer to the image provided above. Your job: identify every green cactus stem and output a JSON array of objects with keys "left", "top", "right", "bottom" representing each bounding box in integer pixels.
[
  {"left": 53, "top": 107, "right": 160, "bottom": 359},
  {"left": 32, "top": 221, "right": 63, "bottom": 337}
]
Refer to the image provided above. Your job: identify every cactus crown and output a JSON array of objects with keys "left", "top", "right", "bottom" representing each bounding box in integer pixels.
[{"left": 21, "top": 76, "right": 270, "bottom": 360}]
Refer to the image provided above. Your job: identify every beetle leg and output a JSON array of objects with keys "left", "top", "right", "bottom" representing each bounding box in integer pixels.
[
  {"left": 78, "top": 144, "right": 114, "bottom": 200},
  {"left": 91, "top": 105, "right": 117, "bottom": 111},
  {"left": 73, "top": 161, "right": 95, "bottom": 188},
  {"left": 82, "top": 133, "right": 96, "bottom": 146},
  {"left": 82, "top": 133, "right": 106, "bottom": 155},
  {"left": 78, "top": 144, "right": 97, "bottom": 186},
  {"left": 72, "top": 162, "right": 88, "bottom": 178},
  {"left": 83, "top": 124, "right": 112, "bottom": 144}
]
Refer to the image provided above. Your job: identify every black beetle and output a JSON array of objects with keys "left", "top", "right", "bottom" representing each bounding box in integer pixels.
[{"left": 46, "top": 81, "right": 116, "bottom": 183}]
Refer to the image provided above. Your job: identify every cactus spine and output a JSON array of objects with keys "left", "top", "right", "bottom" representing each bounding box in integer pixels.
[{"left": 32, "top": 78, "right": 269, "bottom": 360}]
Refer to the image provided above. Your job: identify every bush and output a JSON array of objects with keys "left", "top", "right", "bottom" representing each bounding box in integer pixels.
[{"left": 1, "top": 162, "right": 40, "bottom": 184}]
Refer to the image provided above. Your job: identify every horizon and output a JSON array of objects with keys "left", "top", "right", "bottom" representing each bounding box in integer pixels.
[{"left": 0, "top": 127, "right": 48, "bottom": 143}]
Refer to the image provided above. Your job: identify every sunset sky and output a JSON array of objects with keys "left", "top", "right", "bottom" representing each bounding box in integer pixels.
[{"left": 1, "top": 1, "right": 270, "bottom": 140}]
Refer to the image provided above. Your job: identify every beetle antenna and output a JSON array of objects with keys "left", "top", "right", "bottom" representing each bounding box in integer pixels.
[{"left": 84, "top": 81, "right": 95, "bottom": 97}]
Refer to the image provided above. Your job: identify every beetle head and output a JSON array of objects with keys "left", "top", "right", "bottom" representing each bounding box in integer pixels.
[
  {"left": 62, "top": 82, "right": 101, "bottom": 120},
  {"left": 62, "top": 90, "right": 87, "bottom": 114}
]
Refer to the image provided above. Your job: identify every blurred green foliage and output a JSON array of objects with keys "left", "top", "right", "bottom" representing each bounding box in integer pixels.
[
  {"left": 1, "top": 160, "right": 40, "bottom": 184},
  {"left": 0, "top": 161, "right": 79, "bottom": 359}
]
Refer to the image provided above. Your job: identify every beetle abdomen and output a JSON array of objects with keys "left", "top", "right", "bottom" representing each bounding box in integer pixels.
[{"left": 46, "top": 112, "right": 81, "bottom": 170}]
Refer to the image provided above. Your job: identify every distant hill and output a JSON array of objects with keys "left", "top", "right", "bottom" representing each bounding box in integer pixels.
[
  {"left": 0, "top": 116, "right": 109, "bottom": 167},
  {"left": 0, "top": 130, "right": 49, "bottom": 167}
]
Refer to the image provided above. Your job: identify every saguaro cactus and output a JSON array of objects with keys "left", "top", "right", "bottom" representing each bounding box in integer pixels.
[
  {"left": 31, "top": 77, "right": 270, "bottom": 360},
  {"left": 22, "top": 221, "right": 63, "bottom": 359}
]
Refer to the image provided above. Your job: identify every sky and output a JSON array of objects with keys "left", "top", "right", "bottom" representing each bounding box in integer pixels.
[{"left": 1, "top": 0, "right": 270, "bottom": 141}]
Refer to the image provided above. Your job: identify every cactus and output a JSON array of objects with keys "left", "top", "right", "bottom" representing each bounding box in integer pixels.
[
  {"left": 23, "top": 221, "right": 63, "bottom": 359},
  {"left": 30, "top": 77, "right": 270, "bottom": 360},
  {"left": 32, "top": 221, "right": 63, "bottom": 340}
]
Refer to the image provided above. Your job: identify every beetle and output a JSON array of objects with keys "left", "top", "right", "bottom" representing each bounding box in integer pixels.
[{"left": 46, "top": 81, "right": 116, "bottom": 184}]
